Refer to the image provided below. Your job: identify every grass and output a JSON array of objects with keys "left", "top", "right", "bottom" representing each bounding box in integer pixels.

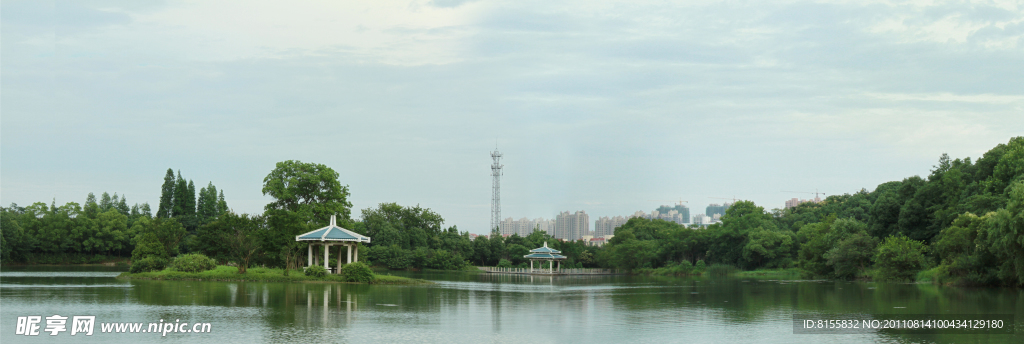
[{"left": 119, "top": 265, "right": 432, "bottom": 285}]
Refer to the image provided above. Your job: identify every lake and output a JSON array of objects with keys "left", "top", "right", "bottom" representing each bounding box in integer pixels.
[{"left": 2, "top": 266, "right": 1021, "bottom": 343}]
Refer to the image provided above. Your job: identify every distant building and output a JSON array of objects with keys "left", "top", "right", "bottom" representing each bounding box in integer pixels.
[
  {"left": 595, "top": 215, "right": 629, "bottom": 237},
  {"left": 693, "top": 213, "right": 710, "bottom": 226},
  {"left": 498, "top": 217, "right": 555, "bottom": 237},
  {"left": 784, "top": 197, "right": 822, "bottom": 209},
  {"left": 706, "top": 203, "right": 732, "bottom": 218},
  {"left": 555, "top": 210, "right": 589, "bottom": 240},
  {"left": 655, "top": 205, "right": 690, "bottom": 224}
]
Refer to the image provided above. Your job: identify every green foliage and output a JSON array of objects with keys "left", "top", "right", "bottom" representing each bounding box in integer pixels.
[
  {"left": 695, "top": 260, "right": 706, "bottom": 271},
  {"left": 427, "top": 249, "right": 467, "bottom": 270},
  {"left": 305, "top": 265, "right": 327, "bottom": 278},
  {"left": 371, "top": 244, "right": 411, "bottom": 270},
  {"left": 131, "top": 233, "right": 168, "bottom": 263},
  {"left": 496, "top": 259, "right": 513, "bottom": 268},
  {"left": 978, "top": 180, "right": 1024, "bottom": 286},
  {"left": 340, "top": 262, "right": 374, "bottom": 283},
  {"left": 706, "top": 264, "right": 738, "bottom": 276},
  {"left": 171, "top": 253, "right": 216, "bottom": 273},
  {"left": 874, "top": 235, "right": 928, "bottom": 282},
  {"left": 262, "top": 160, "right": 352, "bottom": 224},
  {"left": 130, "top": 256, "right": 167, "bottom": 273}
]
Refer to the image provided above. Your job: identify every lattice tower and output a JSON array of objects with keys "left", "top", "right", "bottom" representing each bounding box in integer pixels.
[{"left": 490, "top": 148, "right": 503, "bottom": 234}]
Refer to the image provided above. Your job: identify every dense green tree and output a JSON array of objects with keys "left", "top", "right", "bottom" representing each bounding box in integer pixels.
[
  {"left": 874, "top": 235, "right": 928, "bottom": 281},
  {"left": 217, "top": 213, "right": 264, "bottom": 274},
  {"left": 262, "top": 160, "right": 352, "bottom": 225},
  {"left": 157, "top": 168, "right": 175, "bottom": 218},
  {"left": 978, "top": 181, "right": 1024, "bottom": 286}
]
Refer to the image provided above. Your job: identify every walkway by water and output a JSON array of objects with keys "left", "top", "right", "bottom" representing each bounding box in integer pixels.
[{"left": 479, "top": 267, "right": 624, "bottom": 275}]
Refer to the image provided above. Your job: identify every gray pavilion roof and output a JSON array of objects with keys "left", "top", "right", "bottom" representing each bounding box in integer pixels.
[
  {"left": 524, "top": 242, "right": 566, "bottom": 259},
  {"left": 295, "top": 216, "right": 371, "bottom": 243},
  {"left": 529, "top": 242, "right": 561, "bottom": 254}
]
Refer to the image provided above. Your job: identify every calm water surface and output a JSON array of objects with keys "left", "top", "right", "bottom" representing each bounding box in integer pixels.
[{"left": 2, "top": 266, "right": 1022, "bottom": 343}]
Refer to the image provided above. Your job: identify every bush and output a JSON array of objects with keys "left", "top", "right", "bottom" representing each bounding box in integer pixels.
[
  {"left": 341, "top": 262, "right": 374, "bottom": 283},
  {"left": 428, "top": 250, "right": 467, "bottom": 271},
  {"left": 496, "top": 259, "right": 513, "bottom": 268},
  {"left": 130, "top": 257, "right": 168, "bottom": 273},
  {"left": 305, "top": 265, "right": 327, "bottom": 278},
  {"left": 874, "top": 235, "right": 928, "bottom": 282},
  {"left": 695, "top": 260, "right": 706, "bottom": 272},
  {"left": 171, "top": 253, "right": 217, "bottom": 273}
]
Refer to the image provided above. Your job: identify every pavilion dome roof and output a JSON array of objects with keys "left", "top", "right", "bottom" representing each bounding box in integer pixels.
[
  {"left": 524, "top": 242, "right": 566, "bottom": 259},
  {"left": 295, "top": 215, "right": 371, "bottom": 243}
]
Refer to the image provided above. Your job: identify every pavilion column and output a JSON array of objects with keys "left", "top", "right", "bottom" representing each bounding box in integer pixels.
[
  {"left": 530, "top": 260, "right": 534, "bottom": 273},
  {"left": 557, "top": 260, "right": 561, "bottom": 272},
  {"left": 324, "top": 244, "right": 329, "bottom": 270},
  {"left": 354, "top": 246, "right": 359, "bottom": 262},
  {"left": 308, "top": 244, "right": 312, "bottom": 267},
  {"left": 337, "top": 245, "right": 342, "bottom": 270},
  {"left": 347, "top": 245, "right": 352, "bottom": 264}
]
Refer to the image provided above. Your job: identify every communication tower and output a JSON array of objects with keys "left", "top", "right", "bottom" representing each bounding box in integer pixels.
[{"left": 490, "top": 147, "right": 503, "bottom": 233}]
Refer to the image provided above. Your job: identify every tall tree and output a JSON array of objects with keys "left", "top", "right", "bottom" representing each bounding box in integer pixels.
[
  {"left": 100, "top": 192, "right": 113, "bottom": 211},
  {"left": 217, "top": 190, "right": 228, "bottom": 214},
  {"left": 262, "top": 160, "right": 352, "bottom": 224},
  {"left": 157, "top": 168, "right": 175, "bottom": 218},
  {"left": 172, "top": 171, "right": 188, "bottom": 220}
]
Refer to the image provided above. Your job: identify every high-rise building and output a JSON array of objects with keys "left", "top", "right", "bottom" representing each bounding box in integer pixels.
[
  {"left": 655, "top": 205, "right": 690, "bottom": 224},
  {"left": 784, "top": 197, "right": 822, "bottom": 209},
  {"left": 555, "top": 210, "right": 589, "bottom": 240},
  {"left": 693, "top": 213, "right": 709, "bottom": 226},
  {"left": 498, "top": 217, "right": 556, "bottom": 237},
  {"left": 595, "top": 215, "right": 628, "bottom": 237},
  {"left": 706, "top": 203, "right": 732, "bottom": 218}
]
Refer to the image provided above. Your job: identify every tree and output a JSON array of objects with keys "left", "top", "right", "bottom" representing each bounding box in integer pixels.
[
  {"left": 874, "top": 235, "right": 928, "bottom": 281},
  {"left": 979, "top": 180, "right": 1024, "bottom": 286},
  {"left": 262, "top": 160, "right": 352, "bottom": 225},
  {"left": 218, "top": 213, "right": 264, "bottom": 274},
  {"left": 157, "top": 168, "right": 175, "bottom": 218}
]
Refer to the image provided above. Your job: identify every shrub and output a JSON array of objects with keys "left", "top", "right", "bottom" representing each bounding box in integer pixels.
[
  {"left": 428, "top": 250, "right": 467, "bottom": 271},
  {"left": 171, "top": 253, "right": 217, "bottom": 273},
  {"left": 130, "top": 257, "right": 167, "bottom": 273},
  {"left": 131, "top": 233, "right": 168, "bottom": 262},
  {"left": 496, "top": 259, "right": 513, "bottom": 268},
  {"left": 874, "top": 235, "right": 927, "bottom": 282},
  {"left": 341, "top": 262, "right": 374, "bottom": 283},
  {"left": 305, "top": 265, "right": 327, "bottom": 278},
  {"left": 695, "top": 260, "right": 706, "bottom": 272}
]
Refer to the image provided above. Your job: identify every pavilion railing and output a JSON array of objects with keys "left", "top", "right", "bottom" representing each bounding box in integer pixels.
[{"left": 480, "top": 267, "right": 622, "bottom": 274}]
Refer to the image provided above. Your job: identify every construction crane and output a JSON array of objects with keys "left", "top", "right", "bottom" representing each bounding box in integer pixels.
[
  {"left": 782, "top": 189, "right": 826, "bottom": 199},
  {"left": 709, "top": 196, "right": 740, "bottom": 202},
  {"left": 648, "top": 199, "right": 688, "bottom": 206}
]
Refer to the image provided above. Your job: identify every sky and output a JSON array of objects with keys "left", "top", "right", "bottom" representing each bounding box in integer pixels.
[{"left": 2, "top": 0, "right": 1022, "bottom": 234}]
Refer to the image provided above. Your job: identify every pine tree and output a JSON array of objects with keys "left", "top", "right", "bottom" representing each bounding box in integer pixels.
[
  {"left": 173, "top": 171, "right": 188, "bottom": 219},
  {"left": 186, "top": 180, "right": 196, "bottom": 218},
  {"left": 117, "top": 195, "right": 130, "bottom": 215},
  {"left": 157, "top": 168, "right": 175, "bottom": 218},
  {"left": 217, "top": 190, "right": 228, "bottom": 214},
  {"left": 84, "top": 193, "right": 99, "bottom": 219},
  {"left": 100, "top": 192, "right": 113, "bottom": 211},
  {"left": 140, "top": 203, "right": 152, "bottom": 218}
]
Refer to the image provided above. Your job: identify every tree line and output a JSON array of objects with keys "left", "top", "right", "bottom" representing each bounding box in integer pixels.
[
  {"left": 0, "top": 169, "right": 227, "bottom": 264},
  {"left": 600, "top": 136, "right": 1024, "bottom": 286},
  {"left": 3, "top": 137, "right": 1022, "bottom": 286}
]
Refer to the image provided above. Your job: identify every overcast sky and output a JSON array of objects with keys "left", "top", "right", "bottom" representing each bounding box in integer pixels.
[{"left": 2, "top": 0, "right": 1022, "bottom": 234}]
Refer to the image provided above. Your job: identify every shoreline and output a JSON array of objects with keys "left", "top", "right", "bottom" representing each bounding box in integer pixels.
[{"left": 118, "top": 266, "right": 433, "bottom": 285}]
